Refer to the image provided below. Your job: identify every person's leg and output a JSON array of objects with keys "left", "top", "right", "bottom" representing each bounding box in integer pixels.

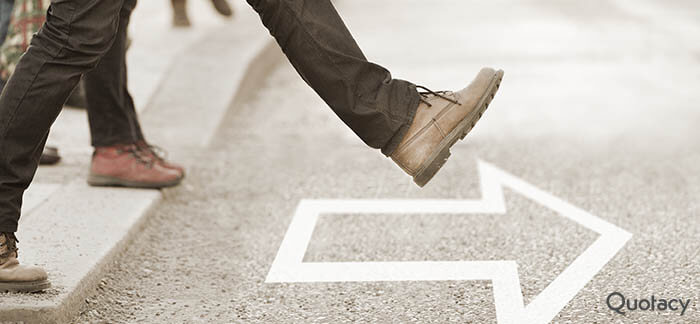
[
  {"left": 246, "top": 0, "right": 420, "bottom": 156},
  {"left": 0, "top": 0, "right": 126, "bottom": 233},
  {"left": 0, "top": 0, "right": 14, "bottom": 47},
  {"left": 246, "top": 0, "right": 504, "bottom": 187},
  {"left": 82, "top": 0, "right": 184, "bottom": 189},
  {"left": 84, "top": 0, "right": 143, "bottom": 148}
]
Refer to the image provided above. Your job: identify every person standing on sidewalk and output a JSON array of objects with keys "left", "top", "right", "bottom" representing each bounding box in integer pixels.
[{"left": 0, "top": 0, "right": 502, "bottom": 292}]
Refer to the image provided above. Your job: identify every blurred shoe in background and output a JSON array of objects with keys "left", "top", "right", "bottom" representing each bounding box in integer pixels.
[
  {"left": 171, "top": 0, "right": 190, "bottom": 27},
  {"left": 211, "top": 0, "right": 233, "bottom": 17},
  {"left": 171, "top": 0, "right": 233, "bottom": 28},
  {"left": 39, "top": 146, "right": 61, "bottom": 165}
]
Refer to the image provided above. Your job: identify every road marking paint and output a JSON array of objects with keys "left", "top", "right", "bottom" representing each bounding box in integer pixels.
[{"left": 266, "top": 160, "right": 632, "bottom": 324}]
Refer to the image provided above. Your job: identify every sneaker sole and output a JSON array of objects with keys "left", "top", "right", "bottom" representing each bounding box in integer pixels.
[
  {"left": 0, "top": 279, "right": 51, "bottom": 293},
  {"left": 413, "top": 70, "right": 504, "bottom": 187},
  {"left": 87, "top": 174, "right": 183, "bottom": 189}
]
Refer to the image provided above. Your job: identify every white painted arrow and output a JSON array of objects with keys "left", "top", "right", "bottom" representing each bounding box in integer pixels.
[{"left": 266, "top": 160, "right": 632, "bottom": 324}]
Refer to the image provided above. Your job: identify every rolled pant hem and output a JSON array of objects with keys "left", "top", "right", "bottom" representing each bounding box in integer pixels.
[
  {"left": 380, "top": 88, "right": 421, "bottom": 157},
  {"left": 91, "top": 135, "right": 143, "bottom": 148}
]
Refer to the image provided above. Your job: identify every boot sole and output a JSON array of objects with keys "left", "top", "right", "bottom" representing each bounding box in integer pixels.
[
  {"left": 87, "top": 174, "right": 183, "bottom": 189},
  {"left": 413, "top": 70, "right": 504, "bottom": 187},
  {"left": 0, "top": 279, "right": 51, "bottom": 293}
]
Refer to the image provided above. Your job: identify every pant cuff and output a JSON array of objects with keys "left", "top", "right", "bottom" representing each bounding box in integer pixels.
[
  {"left": 381, "top": 87, "right": 421, "bottom": 156},
  {"left": 0, "top": 225, "right": 18, "bottom": 233},
  {"left": 91, "top": 134, "right": 144, "bottom": 148}
]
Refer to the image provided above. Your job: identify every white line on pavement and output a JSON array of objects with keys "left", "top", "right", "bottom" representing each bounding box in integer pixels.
[{"left": 266, "top": 160, "right": 633, "bottom": 324}]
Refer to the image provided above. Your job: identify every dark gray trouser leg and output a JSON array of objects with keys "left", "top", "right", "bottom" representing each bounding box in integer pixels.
[
  {"left": 84, "top": 0, "right": 145, "bottom": 147},
  {"left": 246, "top": 0, "right": 420, "bottom": 155},
  {"left": 0, "top": 0, "right": 127, "bottom": 232}
]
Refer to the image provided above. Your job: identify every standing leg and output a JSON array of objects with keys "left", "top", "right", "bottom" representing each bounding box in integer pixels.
[
  {"left": 84, "top": 0, "right": 143, "bottom": 148},
  {"left": 82, "top": 0, "right": 184, "bottom": 189}
]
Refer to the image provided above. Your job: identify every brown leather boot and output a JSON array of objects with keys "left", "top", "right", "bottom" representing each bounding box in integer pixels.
[
  {"left": 211, "top": 0, "right": 233, "bottom": 17},
  {"left": 88, "top": 144, "right": 184, "bottom": 189},
  {"left": 171, "top": 0, "right": 191, "bottom": 27},
  {"left": 0, "top": 233, "right": 50, "bottom": 293},
  {"left": 391, "top": 68, "right": 504, "bottom": 187}
]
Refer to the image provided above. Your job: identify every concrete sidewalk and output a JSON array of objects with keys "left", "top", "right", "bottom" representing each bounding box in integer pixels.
[{"left": 0, "top": 1, "right": 279, "bottom": 322}]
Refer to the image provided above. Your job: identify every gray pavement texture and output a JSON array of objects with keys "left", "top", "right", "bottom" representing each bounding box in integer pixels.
[{"left": 63, "top": 0, "right": 700, "bottom": 323}]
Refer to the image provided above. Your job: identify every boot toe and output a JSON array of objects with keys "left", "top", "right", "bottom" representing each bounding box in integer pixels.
[
  {"left": 0, "top": 264, "right": 48, "bottom": 283},
  {"left": 18, "top": 265, "right": 49, "bottom": 282},
  {"left": 455, "top": 67, "right": 502, "bottom": 109}
]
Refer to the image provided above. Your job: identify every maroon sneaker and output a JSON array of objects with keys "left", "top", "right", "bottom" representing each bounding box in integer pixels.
[
  {"left": 136, "top": 141, "right": 186, "bottom": 176},
  {"left": 88, "top": 144, "right": 183, "bottom": 188}
]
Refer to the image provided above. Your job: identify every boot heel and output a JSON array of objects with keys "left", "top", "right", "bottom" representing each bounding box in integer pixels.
[{"left": 413, "top": 148, "right": 451, "bottom": 187}]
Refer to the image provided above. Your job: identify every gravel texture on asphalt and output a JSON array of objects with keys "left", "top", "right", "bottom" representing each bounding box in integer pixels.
[{"left": 71, "top": 60, "right": 700, "bottom": 322}]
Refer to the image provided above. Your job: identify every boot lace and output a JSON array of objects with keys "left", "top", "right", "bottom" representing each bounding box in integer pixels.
[
  {"left": 416, "top": 85, "right": 461, "bottom": 107},
  {"left": 0, "top": 232, "right": 18, "bottom": 259},
  {"left": 117, "top": 144, "right": 156, "bottom": 168},
  {"left": 140, "top": 142, "right": 169, "bottom": 163}
]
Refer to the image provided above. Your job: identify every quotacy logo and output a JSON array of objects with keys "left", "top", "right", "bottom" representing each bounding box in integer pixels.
[{"left": 606, "top": 292, "right": 692, "bottom": 316}]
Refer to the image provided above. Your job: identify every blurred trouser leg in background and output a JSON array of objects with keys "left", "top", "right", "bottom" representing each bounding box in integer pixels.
[
  {"left": 0, "top": 0, "right": 14, "bottom": 94},
  {"left": 246, "top": 0, "right": 421, "bottom": 157},
  {"left": 170, "top": 0, "right": 233, "bottom": 28},
  {"left": 0, "top": 0, "right": 64, "bottom": 165},
  {"left": 0, "top": 0, "right": 13, "bottom": 46},
  {"left": 84, "top": 0, "right": 143, "bottom": 148}
]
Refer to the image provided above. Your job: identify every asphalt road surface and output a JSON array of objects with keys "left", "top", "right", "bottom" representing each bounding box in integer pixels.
[{"left": 75, "top": 0, "right": 699, "bottom": 322}]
